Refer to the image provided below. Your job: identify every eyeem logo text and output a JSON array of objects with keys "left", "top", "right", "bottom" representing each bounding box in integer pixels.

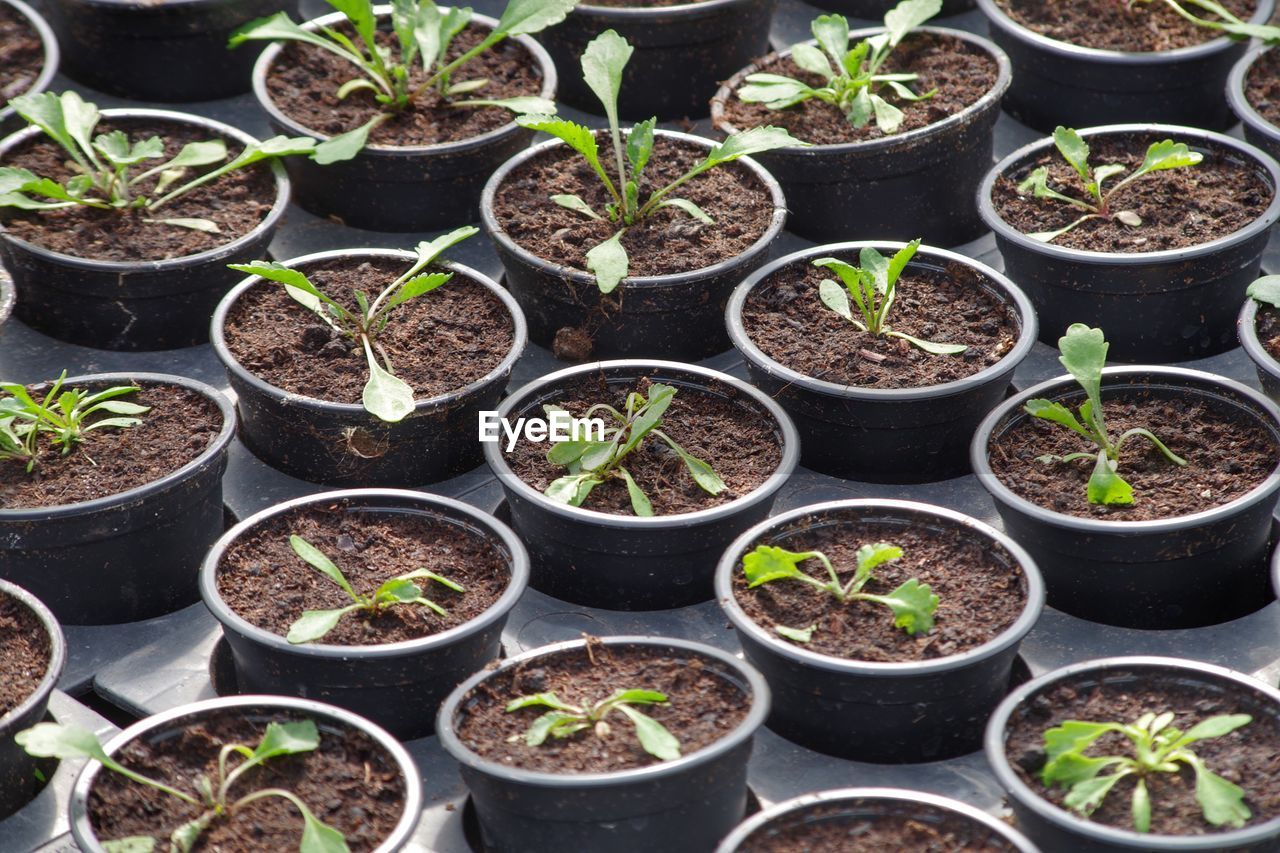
[{"left": 478, "top": 410, "right": 606, "bottom": 452}]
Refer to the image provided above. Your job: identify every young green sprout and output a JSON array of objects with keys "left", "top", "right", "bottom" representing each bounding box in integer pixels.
[
  {"left": 541, "top": 382, "right": 725, "bottom": 517},
  {"left": 1015, "top": 127, "right": 1203, "bottom": 243},
  {"left": 741, "top": 541, "right": 938, "bottom": 643},
  {"left": 285, "top": 534, "right": 464, "bottom": 644},
  {"left": 514, "top": 29, "right": 807, "bottom": 293},
  {"left": 229, "top": 0, "right": 571, "bottom": 163},
  {"left": 1041, "top": 711, "right": 1252, "bottom": 833},
  {"left": 1247, "top": 274, "right": 1280, "bottom": 311},
  {"left": 1024, "top": 323, "right": 1186, "bottom": 506},
  {"left": 0, "top": 371, "right": 148, "bottom": 473},
  {"left": 0, "top": 91, "right": 315, "bottom": 234},
  {"left": 736, "top": 0, "right": 941, "bottom": 134},
  {"left": 1127, "top": 0, "right": 1279, "bottom": 43},
  {"left": 814, "top": 239, "right": 967, "bottom": 355},
  {"left": 228, "top": 226, "right": 477, "bottom": 422},
  {"left": 17, "top": 720, "right": 349, "bottom": 853},
  {"left": 505, "top": 689, "right": 681, "bottom": 761}
]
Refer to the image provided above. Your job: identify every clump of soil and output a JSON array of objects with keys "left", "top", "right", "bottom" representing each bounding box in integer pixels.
[
  {"left": 1245, "top": 48, "right": 1280, "bottom": 129},
  {"left": 997, "top": 0, "right": 1256, "bottom": 51},
  {"left": 0, "top": 4, "right": 43, "bottom": 104},
  {"left": 0, "top": 591, "right": 50, "bottom": 716},
  {"left": 737, "top": 801, "right": 1021, "bottom": 852}
]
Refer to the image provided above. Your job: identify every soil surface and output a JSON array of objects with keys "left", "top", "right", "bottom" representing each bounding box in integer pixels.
[
  {"left": 742, "top": 254, "right": 1019, "bottom": 388},
  {"left": 491, "top": 135, "right": 775, "bottom": 277},
  {"left": 0, "top": 382, "right": 223, "bottom": 510},
  {"left": 991, "top": 134, "right": 1273, "bottom": 252},
  {"left": 737, "top": 801, "right": 1020, "bottom": 851},
  {"left": 0, "top": 591, "right": 50, "bottom": 716},
  {"left": 87, "top": 707, "right": 407, "bottom": 852},
  {"left": 453, "top": 640, "right": 750, "bottom": 773},
  {"left": 0, "top": 120, "right": 277, "bottom": 262},
  {"left": 997, "top": 0, "right": 1255, "bottom": 50},
  {"left": 504, "top": 374, "right": 783, "bottom": 516},
  {"left": 265, "top": 23, "right": 541, "bottom": 146},
  {"left": 1245, "top": 48, "right": 1280, "bottom": 129},
  {"left": 222, "top": 256, "right": 513, "bottom": 403},
  {"left": 1257, "top": 306, "right": 1280, "bottom": 364},
  {"left": 732, "top": 518, "right": 1027, "bottom": 661},
  {"left": 1004, "top": 677, "right": 1280, "bottom": 835},
  {"left": 216, "top": 503, "right": 510, "bottom": 646},
  {"left": 0, "top": 4, "right": 42, "bottom": 104},
  {"left": 989, "top": 391, "right": 1277, "bottom": 521},
  {"left": 718, "top": 33, "right": 998, "bottom": 145}
]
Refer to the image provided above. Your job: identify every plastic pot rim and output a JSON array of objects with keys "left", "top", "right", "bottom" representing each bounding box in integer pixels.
[
  {"left": 984, "top": 655, "right": 1280, "bottom": 850},
  {"left": 0, "top": 273, "right": 14, "bottom": 328},
  {"left": 210, "top": 248, "right": 527, "bottom": 417},
  {"left": 68, "top": 694, "right": 423, "bottom": 853},
  {"left": 250, "top": 7, "right": 557, "bottom": 155},
  {"left": 970, "top": 365, "right": 1280, "bottom": 533},
  {"left": 725, "top": 240, "right": 1039, "bottom": 401},
  {"left": 713, "top": 498, "right": 1045, "bottom": 677},
  {"left": 1227, "top": 44, "right": 1280, "bottom": 149},
  {"left": 0, "top": 0, "right": 58, "bottom": 128},
  {"left": 0, "top": 372, "right": 235, "bottom": 521},
  {"left": 1238, "top": 296, "right": 1277, "bottom": 386},
  {"left": 198, "top": 488, "right": 530, "bottom": 659},
  {"left": 0, "top": 579, "right": 66, "bottom": 732},
  {"left": 482, "top": 358, "right": 800, "bottom": 527},
  {"left": 435, "top": 634, "right": 771, "bottom": 787},
  {"left": 978, "top": 123, "right": 1280, "bottom": 264},
  {"left": 566, "top": 0, "right": 762, "bottom": 18}
]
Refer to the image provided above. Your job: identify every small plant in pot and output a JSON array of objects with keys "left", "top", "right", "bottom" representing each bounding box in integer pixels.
[
  {"left": 199, "top": 488, "right": 529, "bottom": 739},
  {"left": 1228, "top": 44, "right": 1280, "bottom": 166},
  {"left": 715, "top": 498, "right": 1044, "bottom": 763},
  {"left": 979, "top": 124, "right": 1280, "bottom": 362},
  {"left": 709, "top": 1, "right": 1011, "bottom": 246},
  {"left": 437, "top": 635, "right": 770, "bottom": 853},
  {"left": 0, "top": 0, "right": 58, "bottom": 136},
  {"left": 1239, "top": 274, "right": 1280, "bottom": 403}
]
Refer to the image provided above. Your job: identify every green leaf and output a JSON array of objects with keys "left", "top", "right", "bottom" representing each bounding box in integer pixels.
[
  {"left": 298, "top": 805, "right": 350, "bottom": 853},
  {"left": 672, "top": 445, "right": 726, "bottom": 494},
  {"left": 620, "top": 383, "right": 676, "bottom": 455},
  {"left": 411, "top": 225, "right": 479, "bottom": 268},
  {"left": 551, "top": 194, "right": 602, "bottom": 220},
  {"left": 626, "top": 118, "right": 656, "bottom": 182},
  {"left": 810, "top": 14, "right": 850, "bottom": 69},
  {"left": 1053, "top": 126, "right": 1092, "bottom": 186},
  {"left": 875, "top": 578, "right": 938, "bottom": 635},
  {"left": 700, "top": 126, "right": 808, "bottom": 170},
  {"left": 1044, "top": 750, "right": 1122, "bottom": 789},
  {"left": 444, "top": 79, "right": 490, "bottom": 96},
  {"left": 656, "top": 198, "right": 713, "bottom": 224},
  {"left": 737, "top": 74, "right": 816, "bottom": 106},
  {"left": 452, "top": 96, "right": 556, "bottom": 114},
  {"left": 1087, "top": 450, "right": 1134, "bottom": 506},
  {"left": 336, "top": 78, "right": 380, "bottom": 100},
  {"left": 886, "top": 329, "right": 968, "bottom": 355},
  {"left": 1182, "top": 714, "right": 1252, "bottom": 744},
  {"left": 362, "top": 353, "right": 415, "bottom": 422},
  {"left": 1193, "top": 763, "right": 1251, "bottom": 828},
  {"left": 818, "top": 278, "right": 854, "bottom": 322},
  {"left": 606, "top": 689, "right": 668, "bottom": 706},
  {"left": 326, "top": 0, "right": 378, "bottom": 52},
  {"left": 1057, "top": 323, "right": 1107, "bottom": 410},
  {"left": 855, "top": 542, "right": 902, "bottom": 575},
  {"left": 1131, "top": 139, "right": 1203, "bottom": 180},
  {"left": 525, "top": 711, "right": 582, "bottom": 746},
  {"left": 775, "top": 624, "right": 815, "bottom": 643},
  {"left": 16, "top": 723, "right": 112, "bottom": 763},
  {"left": 493, "top": 0, "right": 578, "bottom": 37},
  {"left": 1065, "top": 771, "right": 1131, "bottom": 816},
  {"left": 289, "top": 536, "right": 358, "bottom": 599},
  {"left": 1043, "top": 720, "right": 1118, "bottom": 766},
  {"left": 1132, "top": 777, "right": 1151, "bottom": 833},
  {"left": 229, "top": 11, "right": 352, "bottom": 55},
  {"left": 12, "top": 91, "right": 97, "bottom": 167},
  {"left": 617, "top": 466, "right": 653, "bottom": 516},
  {"left": 0, "top": 167, "right": 40, "bottom": 195},
  {"left": 885, "top": 239, "right": 919, "bottom": 288},
  {"left": 581, "top": 29, "right": 633, "bottom": 130},
  {"left": 144, "top": 217, "right": 220, "bottom": 233},
  {"left": 104, "top": 838, "right": 157, "bottom": 853},
  {"left": 883, "top": 0, "right": 941, "bottom": 46},
  {"left": 313, "top": 119, "right": 377, "bottom": 164},
  {"left": 226, "top": 261, "right": 344, "bottom": 327},
  {"left": 93, "top": 131, "right": 163, "bottom": 167},
  {"left": 1023, "top": 398, "right": 1091, "bottom": 439},
  {"left": 742, "top": 545, "right": 811, "bottom": 587},
  {"left": 870, "top": 93, "right": 905, "bottom": 133},
  {"left": 385, "top": 272, "right": 451, "bottom": 309},
  {"left": 287, "top": 607, "right": 358, "bottom": 644},
  {"left": 791, "top": 43, "right": 833, "bottom": 77},
  {"left": 586, "top": 231, "right": 629, "bottom": 295},
  {"left": 515, "top": 116, "right": 606, "bottom": 183},
  {"left": 506, "top": 692, "right": 578, "bottom": 713},
  {"left": 545, "top": 473, "right": 600, "bottom": 506},
  {"left": 615, "top": 705, "right": 681, "bottom": 761},
  {"left": 250, "top": 720, "right": 320, "bottom": 762}
]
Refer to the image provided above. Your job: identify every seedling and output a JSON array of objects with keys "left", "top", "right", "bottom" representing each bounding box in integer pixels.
[
  {"left": 1247, "top": 274, "right": 1280, "bottom": 311},
  {"left": 0, "top": 370, "right": 148, "bottom": 472},
  {"left": 0, "top": 91, "right": 315, "bottom": 234},
  {"left": 228, "top": 226, "right": 477, "bottom": 422},
  {"left": 814, "top": 239, "right": 967, "bottom": 355},
  {"left": 1041, "top": 711, "right": 1252, "bottom": 833},
  {"left": 736, "top": 0, "right": 941, "bottom": 134},
  {"left": 1024, "top": 323, "right": 1186, "bottom": 506},
  {"left": 541, "top": 382, "right": 725, "bottom": 516},
  {"left": 230, "top": 0, "right": 571, "bottom": 163},
  {"left": 1129, "top": 0, "right": 1279, "bottom": 43},
  {"left": 284, "top": 534, "right": 464, "bottom": 644},
  {"left": 506, "top": 689, "right": 682, "bottom": 761},
  {"left": 1015, "top": 127, "right": 1202, "bottom": 243},
  {"left": 17, "top": 719, "right": 349, "bottom": 852},
  {"left": 741, "top": 541, "right": 938, "bottom": 643},
  {"left": 515, "top": 30, "right": 807, "bottom": 293}
]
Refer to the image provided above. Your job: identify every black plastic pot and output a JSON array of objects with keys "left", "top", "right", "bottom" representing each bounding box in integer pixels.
[
  {"left": 972, "top": 367, "right": 1280, "bottom": 629},
  {"left": 251, "top": 8, "right": 556, "bottom": 232},
  {"left": 483, "top": 360, "right": 799, "bottom": 610},
  {"left": 0, "top": 109, "right": 291, "bottom": 352},
  {"left": 986, "top": 656, "right": 1280, "bottom": 851},
  {"left": 726, "top": 242, "right": 1037, "bottom": 482},
  {"left": 1228, "top": 45, "right": 1280, "bottom": 165},
  {"left": 0, "top": 0, "right": 59, "bottom": 136},
  {"left": 714, "top": 787, "right": 1037, "bottom": 852},
  {"left": 979, "top": 124, "right": 1280, "bottom": 363},
  {"left": 437, "top": 636, "right": 770, "bottom": 853},
  {"left": 715, "top": 499, "right": 1044, "bottom": 763},
  {"left": 68, "top": 695, "right": 423, "bottom": 853},
  {"left": 1238, "top": 294, "right": 1280, "bottom": 404},
  {"left": 482, "top": 131, "right": 787, "bottom": 361},
  {"left": 200, "top": 489, "right": 529, "bottom": 740},
  {"left": 212, "top": 248, "right": 526, "bottom": 486},
  {"left": 976, "top": 0, "right": 1276, "bottom": 131},
  {"left": 536, "top": 0, "right": 777, "bottom": 121},
  {"left": 711, "top": 27, "right": 1010, "bottom": 247},
  {"left": 0, "top": 580, "right": 65, "bottom": 821},
  {"left": 0, "top": 373, "right": 235, "bottom": 625}
]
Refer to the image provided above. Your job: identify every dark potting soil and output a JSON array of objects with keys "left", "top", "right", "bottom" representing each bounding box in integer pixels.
[
  {"left": 1246, "top": 48, "right": 1280, "bottom": 129},
  {"left": 504, "top": 374, "right": 783, "bottom": 516},
  {"left": 991, "top": 134, "right": 1273, "bottom": 252},
  {"left": 717, "top": 33, "right": 998, "bottom": 146},
  {"left": 221, "top": 256, "right": 514, "bottom": 404},
  {"left": 454, "top": 641, "right": 750, "bottom": 773},
  {"left": 737, "top": 802, "right": 1020, "bottom": 852},
  {"left": 1257, "top": 305, "right": 1280, "bottom": 364},
  {"left": 0, "top": 591, "right": 49, "bottom": 717},
  {"left": 86, "top": 707, "right": 407, "bottom": 852},
  {"left": 0, "top": 121, "right": 277, "bottom": 262},
  {"left": 491, "top": 135, "right": 775, "bottom": 277},
  {"left": 989, "top": 392, "right": 1276, "bottom": 521},
  {"left": 997, "top": 0, "right": 1255, "bottom": 51},
  {"left": 265, "top": 25, "right": 541, "bottom": 147},
  {"left": 742, "top": 256, "right": 1019, "bottom": 388},
  {"left": 215, "top": 504, "right": 510, "bottom": 646},
  {"left": 0, "top": 383, "right": 222, "bottom": 510},
  {"left": 1004, "top": 679, "right": 1280, "bottom": 835},
  {"left": 0, "top": 5, "right": 42, "bottom": 104},
  {"left": 732, "top": 520, "right": 1027, "bottom": 662}
]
